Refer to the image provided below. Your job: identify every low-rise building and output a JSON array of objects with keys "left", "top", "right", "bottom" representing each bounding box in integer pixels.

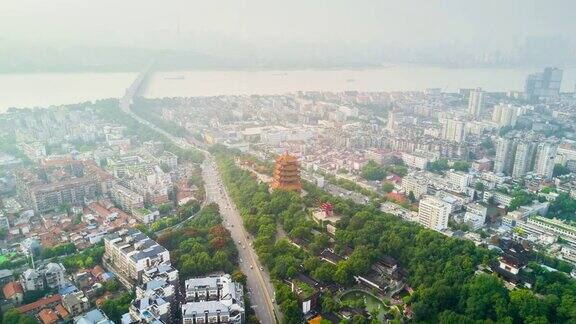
[
  {"left": 38, "top": 308, "right": 59, "bottom": 324},
  {"left": 62, "top": 291, "right": 90, "bottom": 316},
  {"left": 464, "top": 203, "right": 488, "bottom": 230},
  {"left": 17, "top": 294, "right": 62, "bottom": 316},
  {"left": 486, "top": 191, "right": 514, "bottom": 207},
  {"left": 3, "top": 281, "right": 24, "bottom": 305},
  {"left": 181, "top": 274, "right": 245, "bottom": 324},
  {"left": 20, "top": 269, "right": 45, "bottom": 292},
  {"left": 74, "top": 309, "right": 115, "bottom": 324},
  {"left": 0, "top": 270, "right": 14, "bottom": 286},
  {"left": 44, "top": 263, "right": 68, "bottom": 290},
  {"left": 521, "top": 216, "right": 576, "bottom": 245},
  {"left": 401, "top": 152, "right": 435, "bottom": 170}
]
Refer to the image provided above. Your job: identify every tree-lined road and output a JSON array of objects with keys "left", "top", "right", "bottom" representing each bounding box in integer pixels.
[
  {"left": 202, "top": 158, "right": 280, "bottom": 324},
  {"left": 119, "top": 74, "right": 279, "bottom": 323}
]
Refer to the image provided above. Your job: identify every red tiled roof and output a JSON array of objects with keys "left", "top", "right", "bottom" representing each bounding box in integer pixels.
[
  {"left": 91, "top": 265, "right": 105, "bottom": 278},
  {"left": 387, "top": 192, "right": 407, "bottom": 203},
  {"left": 3, "top": 281, "right": 23, "bottom": 298},
  {"left": 38, "top": 308, "right": 59, "bottom": 324},
  {"left": 17, "top": 295, "right": 62, "bottom": 313},
  {"left": 55, "top": 304, "right": 69, "bottom": 318}
]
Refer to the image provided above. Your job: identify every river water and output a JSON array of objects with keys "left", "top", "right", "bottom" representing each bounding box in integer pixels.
[{"left": 2, "top": 66, "right": 576, "bottom": 113}]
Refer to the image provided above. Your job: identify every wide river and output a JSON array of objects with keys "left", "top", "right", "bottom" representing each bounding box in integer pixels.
[{"left": 1, "top": 66, "right": 576, "bottom": 113}]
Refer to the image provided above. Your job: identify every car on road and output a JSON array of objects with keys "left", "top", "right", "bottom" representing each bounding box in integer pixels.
[
  {"left": 260, "top": 267, "right": 263, "bottom": 271},
  {"left": 250, "top": 265, "right": 253, "bottom": 269}
]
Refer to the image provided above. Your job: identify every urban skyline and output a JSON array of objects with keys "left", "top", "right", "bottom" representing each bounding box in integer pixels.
[{"left": 2, "top": 3, "right": 576, "bottom": 324}]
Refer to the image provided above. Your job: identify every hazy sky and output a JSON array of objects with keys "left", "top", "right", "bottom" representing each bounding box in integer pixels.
[{"left": 2, "top": 0, "right": 576, "bottom": 58}]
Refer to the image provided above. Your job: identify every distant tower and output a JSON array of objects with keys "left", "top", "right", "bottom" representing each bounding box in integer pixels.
[
  {"left": 271, "top": 153, "right": 302, "bottom": 192},
  {"left": 468, "top": 88, "right": 485, "bottom": 117},
  {"left": 387, "top": 111, "right": 396, "bottom": 133}
]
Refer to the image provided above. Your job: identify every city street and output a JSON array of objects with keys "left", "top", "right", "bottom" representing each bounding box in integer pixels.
[
  {"left": 202, "top": 158, "right": 281, "bottom": 324},
  {"left": 120, "top": 83, "right": 279, "bottom": 323}
]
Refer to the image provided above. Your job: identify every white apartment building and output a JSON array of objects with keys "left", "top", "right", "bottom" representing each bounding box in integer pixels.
[
  {"left": 418, "top": 195, "right": 451, "bottom": 231},
  {"left": 122, "top": 266, "right": 180, "bottom": 323},
  {"left": 110, "top": 183, "right": 145, "bottom": 213},
  {"left": 520, "top": 216, "right": 576, "bottom": 245},
  {"left": 182, "top": 274, "right": 245, "bottom": 324},
  {"left": 492, "top": 104, "right": 522, "bottom": 127},
  {"left": 20, "top": 269, "right": 45, "bottom": 291},
  {"left": 401, "top": 152, "right": 435, "bottom": 170},
  {"left": 485, "top": 191, "right": 514, "bottom": 207},
  {"left": 446, "top": 170, "right": 471, "bottom": 192},
  {"left": 534, "top": 142, "right": 558, "bottom": 179},
  {"left": 464, "top": 203, "right": 488, "bottom": 230},
  {"left": 468, "top": 88, "right": 485, "bottom": 117},
  {"left": 441, "top": 118, "right": 466, "bottom": 143},
  {"left": 401, "top": 176, "right": 429, "bottom": 198},
  {"left": 103, "top": 228, "right": 171, "bottom": 288},
  {"left": 44, "top": 262, "right": 68, "bottom": 290},
  {"left": 512, "top": 141, "right": 535, "bottom": 179},
  {"left": 494, "top": 137, "right": 514, "bottom": 174}
]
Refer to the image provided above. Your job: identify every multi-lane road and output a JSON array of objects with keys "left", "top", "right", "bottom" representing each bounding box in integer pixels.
[
  {"left": 202, "top": 158, "right": 281, "bottom": 324},
  {"left": 119, "top": 82, "right": 279, "bottom": 323}
]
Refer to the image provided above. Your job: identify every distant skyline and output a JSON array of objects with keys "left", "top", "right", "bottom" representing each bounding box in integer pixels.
[{"left": 2, "top": 0, "right": 576, "bottom": 68}]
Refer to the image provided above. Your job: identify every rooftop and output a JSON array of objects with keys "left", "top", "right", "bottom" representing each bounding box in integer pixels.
[{"left": 17, "top": 294, "right": 62, "bottom": 313}]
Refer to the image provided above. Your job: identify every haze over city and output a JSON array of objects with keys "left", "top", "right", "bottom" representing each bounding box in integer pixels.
[
  {"left": 3, "top": 0, "right": 576, "bottom": 70},
  {"left": 2, "top": 2, "right": 576, "bottom": 324}
]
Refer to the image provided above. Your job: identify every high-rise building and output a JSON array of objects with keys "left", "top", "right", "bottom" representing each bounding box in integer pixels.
[
  {"left": 387, "top": 111, "right": 396, "bottom": 133},
  {"left": 271, "top": 152, "right": 302, "bottom": 192},
  {"left": 534, "top": 142, "right": 558, "bottom": 179},
  {"left": 441, "top": 119, "right": 466, "bottom": 143},
  {"left": 512, "top": 141, "right": 536, "bottom": 179},
  {"left": 468, "top": 87, "right": 485, "bottom": 117},
  {"left": 524, "top": 67, "right": 563, "bottom": 101},
  {"left": 492, "top": 104, "right": 522, "bottom": 127},
  {"left": 494, "top": 138, "right": 515, "bottom": 175},
  {"left": 418, "top": 196, "right": 451, "bottom": 231}
]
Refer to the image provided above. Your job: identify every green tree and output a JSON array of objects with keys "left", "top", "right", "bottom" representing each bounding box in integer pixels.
[
  {"left": 101, "top": 292, "right": 134, "bottom": 323},
  {"left": 553, "top": 163, "right": 570, "bottom": 177},
  {"left": 427, "top": 159, "right": 450, "bottom": 174},
  {"left": 158, "top": 203, "right": 172, "bottom": 215},
  {"left": 3, "top": 309, "right": 41, "bottom": 324},
  {"left": 509, "top": 289, "right": 547, "bottom": 322},
  {"left": 361, "top": 160, "right": 387, "bottom": 181},
  {"left": 474, "top": 181, "right": 486, "bottom": 192},
  {"left": 462, "top": 274, "right": 510, "bottom": 321},
  {"left": 452, "top": 161, "right": 471, "bottom": 172},
  {"left": 408, "top": 191, "right": 416, "bottom": 203},
  {"left": 381, "top": 182, "right": 395, "bottom": 193}
]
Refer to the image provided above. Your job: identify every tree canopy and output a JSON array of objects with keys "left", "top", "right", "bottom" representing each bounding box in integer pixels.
[{"left": 361, "top": 160, "right": 387, "bottom": 181}]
